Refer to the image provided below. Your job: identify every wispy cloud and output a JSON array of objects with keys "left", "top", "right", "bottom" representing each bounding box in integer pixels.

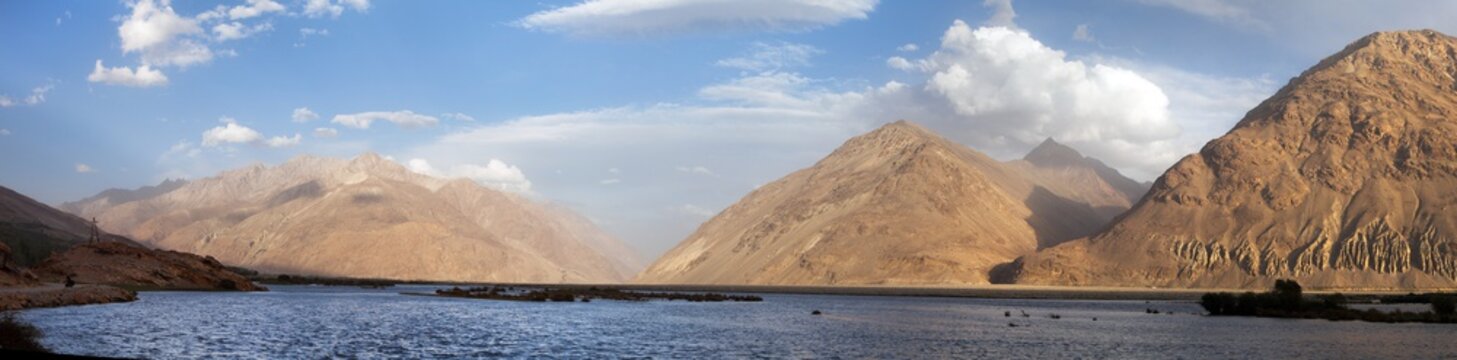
[{"left": 517, "top": 0, "right": 878, "bottom": 37}]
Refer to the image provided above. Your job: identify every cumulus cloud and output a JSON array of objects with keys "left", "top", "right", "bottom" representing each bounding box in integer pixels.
[
  {"left": 292, "top": 107, "right": 319, "bottom": 122},
  {"left": 313, "top": 127, "right": 339, "bottom": 138},
  {"left": 117, "top": 0, "right": 215, "bottom": 67},
  {"left": 897, "top": 43, "right": 919, "bottom": 52},
  {"left": 331, "top": 110, "right": 439, "bottom": 129},
  {"left": 225, "top": 0, "right": 285, "bottom": 20},
  {"left": 715, "top": 42, "right": 822, "bottom": 71},
  {"left": 0, "top": 83, "right": 54, "bottom": 107},
  {"left": 885, "top": 56, "right": 915, "bottom": 71},
  {"left": 405, "top": 158, "right": 532, "bottom": 193},
  {"left": 199, "top": 119, "right": 306, "bottom": 148},
  {"left": 211, "top": 21, "right": 273, "bottom": 41},
  {"left": 87, "top": 60, "right": 168, "bottom": 87},
  {"left": 893, "top": 21, "right": 1184, "bottom": 175},
  {"left": 75, "top": 164, "right": 95, "bottom": 173},
  {"left": 304, "top": 0, "right": 369, "bottom": 18},
  {"left": 264, "top": 134, "right": 302, "bottom": 148},
  {"left": 517, "top": 0, "right": 878, "bottom": 36},
  {"left": 201, "top": 120, "right": 263, "bottom": 146}
]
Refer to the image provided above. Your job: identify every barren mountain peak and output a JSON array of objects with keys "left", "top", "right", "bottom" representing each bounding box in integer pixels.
[
  {"left": 1014, "top": 29, "right": 1457, "bottom": 290},
  {"left": 1023, "top": 138, "right": 1086, "bottom": 168}
]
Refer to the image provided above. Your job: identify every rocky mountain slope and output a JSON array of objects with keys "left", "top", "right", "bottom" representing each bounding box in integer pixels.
[
  {"left": 0, "top": 185, "right": 135, "bottom": 266},
  {"left": 35, "top": 241, "right": 265, "bottom": 291},
  {"left": 0, "top": 184, "right": 262, "bottom": 299},
  {"left": 65, "top": 154, "right": 640, "bottom": 283},
  {"left": 636, "top": 121, "right": 1146, "bottom": 285},
  {"left": 1014, "top": 30, "right": 1457, "bottom": 290}
]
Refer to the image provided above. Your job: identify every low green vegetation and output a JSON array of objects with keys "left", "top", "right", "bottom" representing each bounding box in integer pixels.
[
  {"left": 1201, "top": 279, "right": 1457, "bottom": 323},
  {"left": 0, "top": 312, "right": 47, "bottom": 353}
]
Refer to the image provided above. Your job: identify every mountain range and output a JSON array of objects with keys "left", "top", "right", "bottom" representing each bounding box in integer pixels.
[
  {"left": 636, "top": 121, "right": 1147, "bottom": 285},
  {"left": 63, "top": 153, "right": 641, "bottom": 283}
]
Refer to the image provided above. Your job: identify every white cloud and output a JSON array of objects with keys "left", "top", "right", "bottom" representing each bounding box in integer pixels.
[
  {"left": 600, "top": 178, "right": 621, "bottom": 185},
  {"left": 75, "top": 164, "right": 95, "bottom": 173},
  {"left": 441, "top": 112, "right": 476, "bottom": 122},
  {"left": 406, "top": 158, "right": 533, "bottom": 193},
  {"left": 0, "top": 83, "right": 54, "bottom": 107},
  {"left": 1133, "top": 0, "right": 1268, "bottom": 31},
  {"left": 87, "top": 60, "right": 169, "bottom": 87},
  {"left": 304, "top": 0, "right": 369, "bottom": 18},
  {"left": 903, "top": 22, "right": 1180, "bottom": 175},
  {"left": 313, "top": 127, "right": 339, "bottom": 138},
  {"left": 1073, "top": 24, "right": 1094, "bottom": 42},
  {"left": 300, "top": 28, "right": 330, "bottom": 37},
  {"left": 119, "top": 0, "right": 201, "bottom": 54},
  {"left": 332, "top": 110, "right": 439, "bottom": 129},
  {"left": 517, "top": 0, "right": 878, "bottom": 36},
  {"left": 264, "top": 133, "right": 302, "bottom": 148},
  {"left": 715, "top": 42, "right": 822, "bottom": 71},
  {"left": 118, "top": 0, "right": 213, "bottom": 67},
  {"left": 885, "top": 56, "right": 915, "bottom": 71},
  {"left": 212, "top": 21, "right": 273, "bottom": 41},
  {"left": 0, "top": 129, "right": 10, "bottom": 136},
  {"left": 292, "top": 107, "right": 319, "bottom": 122},
  {"left": 982, "top": 0, "right": 1017, "bottom": 28},
  {"left": 897, "top": 43, "right": 919, "bottom": 52},
  {"left": 201, "top": 120, "right": 263, "bottom": 146},
  {"left": 226, "top": 0, "right": 285, "bottom": 20}
]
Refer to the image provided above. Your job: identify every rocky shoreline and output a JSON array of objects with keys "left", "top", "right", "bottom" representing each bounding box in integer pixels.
[{"left": 0, "top": 284, "right": 137, "bottom": 311}]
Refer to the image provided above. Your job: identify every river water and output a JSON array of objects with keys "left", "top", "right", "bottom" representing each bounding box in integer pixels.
[{"left": 19, "top": 285, "right": 1457, "bottom": 359}]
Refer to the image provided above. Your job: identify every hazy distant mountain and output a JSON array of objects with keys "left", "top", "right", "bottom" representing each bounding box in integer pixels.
[
  {"left": 636, "top": 121, "right": 1146, "bottom": 285},
  {"left": 65, "top": 153, "right": 641, "bottom": 283},
  {"left": 1014, "top": 30, "right": 1457, "bottom": 290},
  {"left": 59, "top": 178, "right": 187, "bottom": 218}
]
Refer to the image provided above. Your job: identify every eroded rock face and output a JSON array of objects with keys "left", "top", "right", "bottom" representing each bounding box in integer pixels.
[
  {"left": 64, "top": 154, "right": 641, "bottom": 283},
  {"left": 636, "top": 121, "right": 1146, "bottom": 285},
  {"left": 1015, "top": 30, "right": 1457, "bottom": 290}
]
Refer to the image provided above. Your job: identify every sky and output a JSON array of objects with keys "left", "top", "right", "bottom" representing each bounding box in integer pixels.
[{"left": 3, "top": 0, "right": 1457, "bottom": 260}]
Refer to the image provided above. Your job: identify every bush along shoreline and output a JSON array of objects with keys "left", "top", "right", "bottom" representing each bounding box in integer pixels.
[{"left": 1200, "top": 280, "right": 1457, "bottom": 324}]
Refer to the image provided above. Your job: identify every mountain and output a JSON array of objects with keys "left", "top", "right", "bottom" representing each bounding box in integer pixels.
[
  {"left": 636, "top": 121, "right": 1146, "bottom": 285},
  {"left": 64, "top": 153, "right": 641, "bottom": 283},
  {"left": 58, "top": 178, "right": 187, "bottom": 218},
  {"left": 0, "top": 185, "right": 260, "bottom": 292},
  {"left": 0, "top": 185, "right": 135, "bottom": 266},
  {"left": 1014, "top": 30, "right": 1457, "bottom": 290}
]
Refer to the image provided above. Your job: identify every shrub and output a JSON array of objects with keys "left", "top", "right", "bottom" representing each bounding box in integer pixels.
[
  {"left": 1272, "top": 279, "right": 1303, "bottom": 311},
  {"left": 1434, "top": 296, "right": 1456, "bottom": 317},
  {"left": 0, "top": 312, "right": 46, "bottom": 352}
]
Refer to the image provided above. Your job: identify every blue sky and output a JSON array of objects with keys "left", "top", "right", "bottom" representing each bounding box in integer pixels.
[{"left": 3, "top": 0, "right": 1455, "bottom": 258}]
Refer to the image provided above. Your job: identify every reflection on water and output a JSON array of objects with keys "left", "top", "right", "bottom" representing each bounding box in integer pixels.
[{"left": 21, "top": 285, "right": 1457, "bottom": 358}]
